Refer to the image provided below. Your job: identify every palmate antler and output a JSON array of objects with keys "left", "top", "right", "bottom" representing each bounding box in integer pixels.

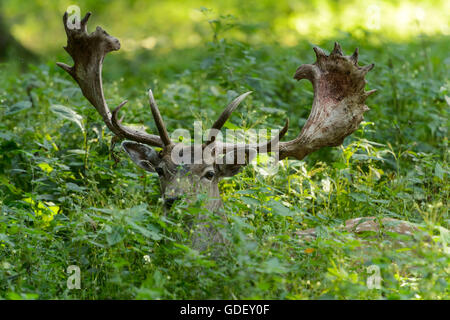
[
  {"left": 209, "top": 43, "right": 375, "bottom": 162},
  {"left": 278, "top": 43, "right": 376, "bottom": 160},
  {"left": 57, "top": 12, "right": 166, "bottom": 148}
]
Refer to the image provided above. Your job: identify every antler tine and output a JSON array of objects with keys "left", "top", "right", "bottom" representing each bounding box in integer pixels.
[
  {"left": 204, "top": 91, "right": 252, "bottom": 147},
  {"left": 80, "top": 11, "right": 91, "bottom": 33},
  {"left": 250, "top": 118, "right": 289, "bottom": 153},
  {"left": 110, "top": 101, "right": 163, "bottom": 147},
  {"left": 57, "top": 11, "right": 164, "bottom": 148},
  {"left": 350, "top": 48, "right": 359, "bottom": 64},
  {"left": 148, "top": 90, "right": 172, "bottom": 146},
  {"left": 209, "top": 91, "right": 289, "bottom": 155},
  {"left": 259, "top": 118, "right": 289, "bottom": 153},
  {"left": 313, "top": 46, "right": 327, "bottom": 60},
  {"left": 331, "top": 41, "right": 344, "bottom": 56},
  {"left": 210, "top": 91, "right": 252, "bottom": 137},
  {"left": 212, "top": 91, "right": 253, "bottom": 130}
]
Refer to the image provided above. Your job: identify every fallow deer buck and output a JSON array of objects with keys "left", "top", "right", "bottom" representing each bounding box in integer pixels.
[{"left": 57, "top": 12, "right": 420, "bottom": 248}]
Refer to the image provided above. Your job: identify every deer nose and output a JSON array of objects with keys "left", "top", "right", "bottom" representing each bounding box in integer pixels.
[{"left": 165, "top": 196, "right": 179, "bottom": 207}]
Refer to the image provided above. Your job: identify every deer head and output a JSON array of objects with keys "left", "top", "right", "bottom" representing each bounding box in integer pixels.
[
  {"left": 116, "top": 90, "right": 288, "bottom": 211},
  {"left": 57, "top": 12, "right": 376, "bottom": 214}
]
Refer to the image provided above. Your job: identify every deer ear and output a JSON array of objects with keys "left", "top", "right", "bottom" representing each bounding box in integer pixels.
[
  {"left": 121, "top": 141, "right": 160, "bottom": 172},
  {"left": 215, "top": 148, "right": 257, "bottom": 177}
]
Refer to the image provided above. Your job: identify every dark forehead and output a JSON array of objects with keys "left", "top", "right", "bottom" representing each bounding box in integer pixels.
[
  {"left": 160, "top": 144, "right": 215, "bottom": 174},
  {"left": 160, "top": 158, "right": 211, "bottom": 175}
]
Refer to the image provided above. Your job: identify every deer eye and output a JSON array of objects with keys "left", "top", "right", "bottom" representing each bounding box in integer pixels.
[
  {"left": 155, "top": 167, "right": 164, "bottom": 176},
  {"left": 204, "top": 170, "right": 215, "bottom": 180}
]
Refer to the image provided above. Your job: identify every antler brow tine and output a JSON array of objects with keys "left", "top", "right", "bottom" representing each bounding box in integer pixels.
[{"left": 148, "top": 89, "right": 172, "bottom": 147}]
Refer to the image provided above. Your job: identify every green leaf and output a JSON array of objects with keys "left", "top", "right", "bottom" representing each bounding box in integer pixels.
[
  {"left": 67, "top": 149, "right": 87, "bottom": 155},
  {"left": 269, "top": 200, "right": 293, "bottom": 216},
  {"left": 349, "top": 193, "right": 368, "bottom": 202},
  {"left": 66, "top": 182, "right": 86, "bottom": 193},
  {"left": 434, "top": 163, "right": 444, "bottom": 180},
  {"left": 241, "top": 196, "right": 260, "bottom": 207},
  {"left": 50, "top": 104, "right": 85, "bottom": 132},
  {"left": 126, "top": 219, "right": 162, "bottom": 241},
  {"left": 0, "top": 233, "right": 14, "bottom": 247},
  {"left": 6, "top": 101, "right": 32, "bottom": 115},
  {"left": 351, "top": 154, "right": 385, "bottom": 161},
  {"left": 106, "top": 225, "right": 125, "bottom": 246},
  {"left": 332, "top": 162, "right": 347, "bottom": 169},
  {"left": 0, "top": 175, "right": 21, "bottom": 194},
  {"left": 258, "top": 257, "right": 288, "bottom": 274}
]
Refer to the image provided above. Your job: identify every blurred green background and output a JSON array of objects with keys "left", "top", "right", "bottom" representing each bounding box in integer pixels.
[{"left": 1, "top": 0, "right": 449, "bottom": 59}]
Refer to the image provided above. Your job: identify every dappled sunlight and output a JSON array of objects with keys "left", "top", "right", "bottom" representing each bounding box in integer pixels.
[
  {"left": 287, "top": 0, "right": 449, "bottom": 45},
  {"left": 2, "top": 0, "right": 449, "bottom": 55}
]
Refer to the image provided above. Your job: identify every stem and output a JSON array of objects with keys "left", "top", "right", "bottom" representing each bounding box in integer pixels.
[
  {"left": 83, "top": 120, "right": 89, "bottom": 172},
  {"left": 388, "top": 58, "right": 399, "bottom": 115}
]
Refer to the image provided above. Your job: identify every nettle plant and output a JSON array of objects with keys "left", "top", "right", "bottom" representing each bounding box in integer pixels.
[{"left": 56, "top": 11, "right": 406, "bottom": 248}]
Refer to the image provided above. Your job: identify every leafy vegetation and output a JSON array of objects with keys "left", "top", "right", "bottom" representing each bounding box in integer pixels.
[{"left": 0, "top": 2, "right": 449, "bottom": 299}]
